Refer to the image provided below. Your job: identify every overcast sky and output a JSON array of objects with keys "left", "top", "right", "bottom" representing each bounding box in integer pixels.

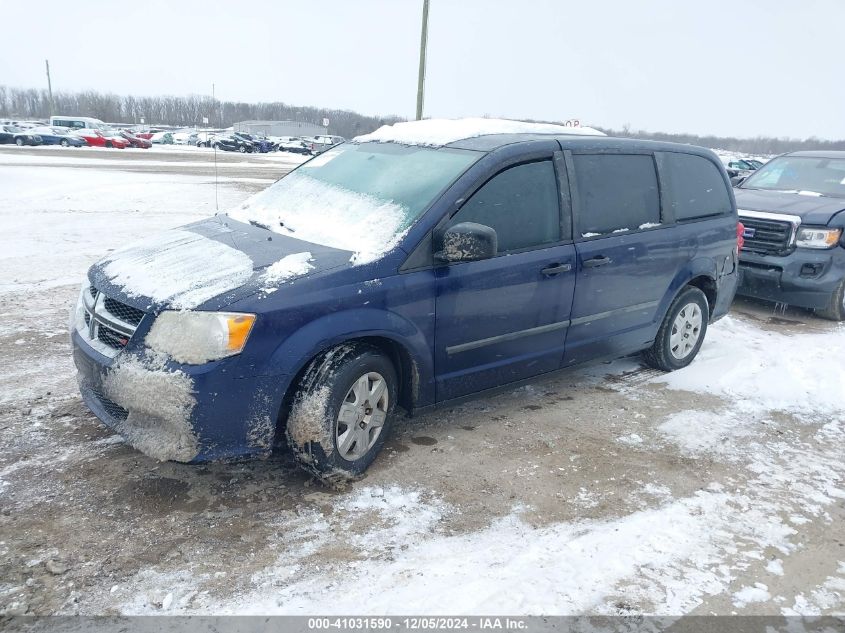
[{"left": 1, "top": 0, "right": 843, "bottom": 139}]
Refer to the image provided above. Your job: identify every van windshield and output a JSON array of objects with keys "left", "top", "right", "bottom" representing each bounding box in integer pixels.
[
  {"left": 740, "top": 156, "right": 845, "bottom": 198},
  {"left": 229, "top": 142, "right": 480, "bottom": 263}
]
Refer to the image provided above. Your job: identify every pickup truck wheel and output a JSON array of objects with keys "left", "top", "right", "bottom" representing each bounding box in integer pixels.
[
  {"left": 286, "top": 344, "right": 397, "bottom": 486},
  {"left": 643, "top": 286, "right": 709, "bottom": 371},
  {"left": 816, "top": 278, "right": 845, "bottom": 321}
]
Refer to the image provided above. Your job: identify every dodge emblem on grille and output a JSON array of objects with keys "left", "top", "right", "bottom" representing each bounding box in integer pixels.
[{"left": 743, "top": 227, "right": 756, "bottom": 239}]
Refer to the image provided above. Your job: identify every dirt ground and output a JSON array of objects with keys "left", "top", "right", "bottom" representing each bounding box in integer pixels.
[{"left": 0, "top": 145, "right": 843, "bottom": 616}]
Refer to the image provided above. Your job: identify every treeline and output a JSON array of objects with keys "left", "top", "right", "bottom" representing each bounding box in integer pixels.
[
  {"left": 0, "top": 86, "right": 402, "bottom": 139},
  {"left": 2, "top": 85, "right": 844, "bottom": 153},
  {"left": 597, "top": 126, "right": 845, "bottom": 155}
]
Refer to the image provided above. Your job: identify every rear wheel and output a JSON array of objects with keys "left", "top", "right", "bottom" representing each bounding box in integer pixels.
[
  {"left": 105, "top": 141, "right": 113, "bottom": 148},
  {"left": 286, "top": 344, "right": 397, "bottom": 486},
  {"left": 643, "top": 286, "right": 709, "bottom": 371},
  {"left": 60, "top": 139, "right": 69, "bottom": 147},
  {"left": 15, "top": 138, "right": 23, "bottom": 146},
  {"left": 816, "top": 278, "right": 845, "bottom": 321}
]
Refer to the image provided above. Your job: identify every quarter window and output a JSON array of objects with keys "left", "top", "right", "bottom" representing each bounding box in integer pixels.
[
  {"left": 663, "top": 152, "right": 732, "bottom": 220},
  {"left": 572, "top": 154, "right": 660, "bottom": 235},
  {"left": 449, "top": 160, "right": 561, "bottom": 253}
]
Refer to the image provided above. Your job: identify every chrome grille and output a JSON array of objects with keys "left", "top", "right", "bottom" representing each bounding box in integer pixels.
[
  {"left": 739, "top": 210, "right": 801, "bottom": 256},
  {"left": 79, "top": 285, "right": 146, "bottom": 356}
]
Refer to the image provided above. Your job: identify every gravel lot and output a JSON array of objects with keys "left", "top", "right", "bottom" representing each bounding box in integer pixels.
[{"left": 0, "top": 145, "right": 843, "bottom": 616}]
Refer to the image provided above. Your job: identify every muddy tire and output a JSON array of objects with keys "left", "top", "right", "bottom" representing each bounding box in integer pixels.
[
  {"left": 286, "top": 344, "right": 397, "bottom": 486},
  {"left": 816, "top": 278, "right": 845, "bottom": 321},
  {"left": 643, "top": 286, "right": 709, "bottom": 371}
]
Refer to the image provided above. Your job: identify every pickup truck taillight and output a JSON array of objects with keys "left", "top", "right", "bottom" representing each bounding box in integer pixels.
[{"left": 737, "top": 221, "right": 745, "bottom": 251}]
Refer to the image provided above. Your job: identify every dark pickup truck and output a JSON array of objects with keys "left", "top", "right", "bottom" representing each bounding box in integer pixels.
[{"left": 735, "top": 151, "right": 845, "bottom": 320}]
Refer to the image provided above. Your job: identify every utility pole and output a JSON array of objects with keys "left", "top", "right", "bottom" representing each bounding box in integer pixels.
[
  {"left": 45, "top": 59, "right": 54, "bottom": 117},
  {"left": 415, "top": 0, "right": 430, "bottom": 120},
  {"left": 212, "top": 83, "right": 215, "bottom": 127}
]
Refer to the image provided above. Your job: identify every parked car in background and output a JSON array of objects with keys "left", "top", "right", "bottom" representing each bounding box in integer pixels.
[
  {"left": 29, "top": 127, "right": 88, "bottom": 147},
  {"left": 0, "top": 125, "right": 43, "bottom": 146},
  {"left": 50, "top": 116, "right": 107, "bottom": 130},
  {"left": 275, "top": 136, "right": 313, "bottom": 155},
  {"left": 735, "top": 151, "right": 845, "bottom": 320},
  {"left": 71, "top": 120, "right": 740, "bottom": 482},
  {"left": 73, "top": 129, "right": 129, "bottom": 149},
  {"left": 134, "top": 131, "right": 155, "bottom": 140},
  {"left": 150, "top": 131, "right": 174, "bottom": 145},
  {"left": 307, "top": 134, "right": 345, "bottom": 154},
  {"left": 214, "top": 134, "right": 255, "bottom": 153},
  {"left": 195, "top": 132, "right": 218, "bottom": 147},
  {"left": 118, "top": 130, "right": 152, "bottom": 149}
]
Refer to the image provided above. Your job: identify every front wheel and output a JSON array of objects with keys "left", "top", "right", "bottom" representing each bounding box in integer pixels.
[
  {"left": 816, "top": 278, "right": 845, "bottom": 321},
  {"left": 61, "top": 139, "right": 69, "bottom": 147},
  {"left": 286, "top": 344, "right": 397, "bottom": 486},
  {"left": 643, "top": 286, "right": 709, "bottom": 371},
  {"left": 15, "top": 138, "right": 23, "bottom": 146}
]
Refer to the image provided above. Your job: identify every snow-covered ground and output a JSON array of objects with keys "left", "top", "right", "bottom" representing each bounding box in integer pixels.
[{"left": 0, "top": 146, "right": 843, "bottom": 617}]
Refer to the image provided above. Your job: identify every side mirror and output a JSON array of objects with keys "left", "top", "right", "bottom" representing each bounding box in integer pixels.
[
  {"left": 435, "top": 222, "right": 498, "bottom": 263},
  {"left": 731, "top": 176, "right": 746, "bottom": 187}
]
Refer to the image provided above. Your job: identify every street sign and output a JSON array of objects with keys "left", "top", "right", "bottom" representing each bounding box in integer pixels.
[
  {"left": 202, "top": 116, "right": 209, "bottom": 124},
  {"left": 140, "top": 117, "right": 145, "bottom": 124},
  {"left": 322, "top": 118, "right": 330, "bottom": 127}
]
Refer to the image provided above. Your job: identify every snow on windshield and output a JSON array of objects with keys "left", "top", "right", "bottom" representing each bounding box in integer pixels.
[
  {"left": 354, "top": 117, "right": 605, "bottom": 147},
  {"left": 229, "top": 173, "right": 408, "bottom": 264},
  {"left": 100, "top": 229, "right": 254, "bottom": 309}
]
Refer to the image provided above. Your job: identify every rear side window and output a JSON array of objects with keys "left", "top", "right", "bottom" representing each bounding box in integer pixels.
[
  {"left": 572, "top": 154, "right": 660, "bottom": 235},
  {"left": 663, "top": 152, "right": 732, "bottom": 220},
  {"left": 450, "top": 160, "right": 561, "bottom": 253}
]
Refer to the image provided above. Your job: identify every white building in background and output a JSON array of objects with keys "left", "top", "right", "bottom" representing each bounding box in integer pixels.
[{"left": 234, "top": 120, "right": 325, "bottom": 137}]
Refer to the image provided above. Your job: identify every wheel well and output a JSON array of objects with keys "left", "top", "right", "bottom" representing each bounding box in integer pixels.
[
  {"left": 687, "top": 275, "right": 716, "bottom": 316},
  {"left": 274, "top": 336, "right": 418, "bottom": 441}
]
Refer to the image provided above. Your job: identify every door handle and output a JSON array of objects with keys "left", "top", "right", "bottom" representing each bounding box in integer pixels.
[
  {"left": 541, "top": 263, "right": 572, "bottom": 276},
  {"left": 582, "top": 256, "right": 612, "bottom": 268}
]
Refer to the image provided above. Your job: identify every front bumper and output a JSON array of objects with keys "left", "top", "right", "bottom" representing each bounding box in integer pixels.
[
  {"left": 738, "top": 247, "right": 845, "bottom": 309},
  {"left": 72, "top": 329, "right": 285, "bottom": 463}
]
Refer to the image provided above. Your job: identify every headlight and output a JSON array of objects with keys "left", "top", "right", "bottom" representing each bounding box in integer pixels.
[
  {"left": 795, "top": 227, "right": 842, "bottom": 249},
  {"left": 145, "top": 311, "right": 256, "bottom": 364}
]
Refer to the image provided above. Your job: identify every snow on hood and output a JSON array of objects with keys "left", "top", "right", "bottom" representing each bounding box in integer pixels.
[
  {"left": 97, "top": 229, "right": 254, "bottom": 310},
  {"left": 353, "top": 117, "right": 605, "bottom": 147}
]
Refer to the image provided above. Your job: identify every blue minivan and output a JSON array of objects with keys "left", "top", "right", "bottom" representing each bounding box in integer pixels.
[{"left": 71, "top": 119, "right": 740, "bottom": 482}]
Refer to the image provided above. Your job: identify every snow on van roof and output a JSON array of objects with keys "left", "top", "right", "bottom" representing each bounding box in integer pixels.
[{"left": 353, "top": 117, "right": 605, "bottom": 147}]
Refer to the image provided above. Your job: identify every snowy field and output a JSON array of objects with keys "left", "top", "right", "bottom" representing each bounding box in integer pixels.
[{"left": 0, "top": 145, "right": 844, "bottom": 617}]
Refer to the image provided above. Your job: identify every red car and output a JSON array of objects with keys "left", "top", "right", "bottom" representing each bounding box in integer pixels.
[
  {"left": 74, "top": 129, "right": 130, "bottom": 149},
  {"left": 118, "top": 130, "right": 152, "bottom": 149},
  {"left": 134, "top": 131, "right": 155, "bottom": 140}
]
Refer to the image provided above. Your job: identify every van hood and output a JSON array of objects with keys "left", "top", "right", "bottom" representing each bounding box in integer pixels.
[
  {"left": 88, "top": 216, "right": 352, "bottom": 310},
  {"left": 735, "top": 188, "right": 845, "bottom": 225}
]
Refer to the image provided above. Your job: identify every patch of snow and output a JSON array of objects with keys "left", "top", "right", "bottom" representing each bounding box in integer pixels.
[
  {"left": 100, "top": 229, "right": 254, "bottom": 310},
  {"left": 230, "top": 173, "right": 408, "bottom": 265},
  {"left": 616, "top": 433, "right": 644, "bottom": 446},
  {"left": 652, "top": 316, "right": 845, "bottom": 418},
  {"left": 581, "top": 232, "right": 602, "bottom": 238},
  {"left": 658, "top": 410, "right": 756, "bottom": 458},
  {"left": 612, "top": 228, "right": 630, "bottom": 233},
  {"left": 766, "top": 559, "right": 784, "bottom": 576},
  {"left": 354, "top": 117, "right": 605, "bottom": 147},
  {"left": 639, "top": 222, "right": 661, "bottom": 229},
  {"left": 732, "top": 583, "right": 771, "bottom": 608},
  {"left": 262, "top": 252, "right": 314, "bottom": 289},
  {"left": 783, "top": 562, "right": 845, "bottom": 615}
]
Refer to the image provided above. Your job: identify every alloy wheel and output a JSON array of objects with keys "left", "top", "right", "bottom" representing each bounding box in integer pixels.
[{"left": 335, "top": 371, "right": 389, "bottom": 461}]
